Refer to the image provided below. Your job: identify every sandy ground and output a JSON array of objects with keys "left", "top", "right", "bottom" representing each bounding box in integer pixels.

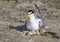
[{"left": 0, "top": 0, "right": 60, "bottom": 42}]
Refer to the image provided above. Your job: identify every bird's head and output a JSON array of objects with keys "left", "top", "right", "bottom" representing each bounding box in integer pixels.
[{"left": 26, "top": 10, "right": 34, "bottom": 19}]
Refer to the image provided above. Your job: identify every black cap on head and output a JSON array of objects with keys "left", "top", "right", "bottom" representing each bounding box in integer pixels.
[{"left": 27, "top": 10, "right": 34, "bottom": 14}]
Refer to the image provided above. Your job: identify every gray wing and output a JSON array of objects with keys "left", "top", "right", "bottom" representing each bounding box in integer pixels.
[
  {"left": 34, "top": 4, "right": 46, "bottom": 18},
  {"left": 34, "top": 4, "right": 42, "bottom": 18},
  {"left": 19, "top": 20, "right": 27, "bottom": 28},
  {"left": 39, "top": 19, "right": 45, "bottom": 28}
]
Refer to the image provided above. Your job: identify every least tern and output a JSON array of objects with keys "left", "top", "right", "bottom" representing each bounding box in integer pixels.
[
  {"left": 26, "top": 10, "right": 44, "bottom": 31},
  {"left": 24, "top": 4, "right": 46, "bottom": 31}
]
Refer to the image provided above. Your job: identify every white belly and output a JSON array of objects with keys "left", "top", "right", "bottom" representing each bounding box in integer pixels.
[{"left": 27, "top": 18, "right": 39, "bottom": 30}]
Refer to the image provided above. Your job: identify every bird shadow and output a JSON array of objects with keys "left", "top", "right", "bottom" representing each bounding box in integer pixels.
[
  {"left": 43, "top": 32, "right": 60, "bottom": 39},
  {"left": 9, "top": 25, "right": 60, "bottom": 39},
  {"left": 9, "top": 25, "right": 27, "bottom": 32}
]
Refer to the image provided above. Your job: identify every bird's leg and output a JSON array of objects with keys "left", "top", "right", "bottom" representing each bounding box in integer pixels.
[
  {"left": 23, "top": 30, "right": 35, "bottom": 36},
  {"left": 23, "top": 30, "right": 40, "bottom": 36},
  {"left": 39, "top": 28, "right": 47, "bottom": 35},
  {"left": 34, "top": 30, "right": 40, "bottom": 35}
]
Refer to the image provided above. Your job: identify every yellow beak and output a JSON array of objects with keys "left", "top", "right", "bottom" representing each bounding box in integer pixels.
[{"left": 26, "top": 14, "right": 31, "bottom": 19}]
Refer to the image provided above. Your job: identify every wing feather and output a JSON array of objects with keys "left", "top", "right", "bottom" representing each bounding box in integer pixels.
[{"left": 34, "top": 4, "right": 42, "bottom": 18}]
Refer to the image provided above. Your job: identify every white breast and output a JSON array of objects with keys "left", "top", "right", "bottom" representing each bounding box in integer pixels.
[{"left": 26, "top": 14, "right": 39, "bottom": 30}]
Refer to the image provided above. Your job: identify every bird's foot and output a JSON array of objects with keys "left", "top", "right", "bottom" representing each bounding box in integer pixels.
[
  {"left": 39, "top": 28, "right": 47, "bottom": 35},
  {"left": 22, "top": 30, "right": 40, "bottom": 36}
]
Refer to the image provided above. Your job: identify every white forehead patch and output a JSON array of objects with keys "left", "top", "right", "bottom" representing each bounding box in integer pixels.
[{"left": 28, "top": 12, "right": 32, "bottom": 14}]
